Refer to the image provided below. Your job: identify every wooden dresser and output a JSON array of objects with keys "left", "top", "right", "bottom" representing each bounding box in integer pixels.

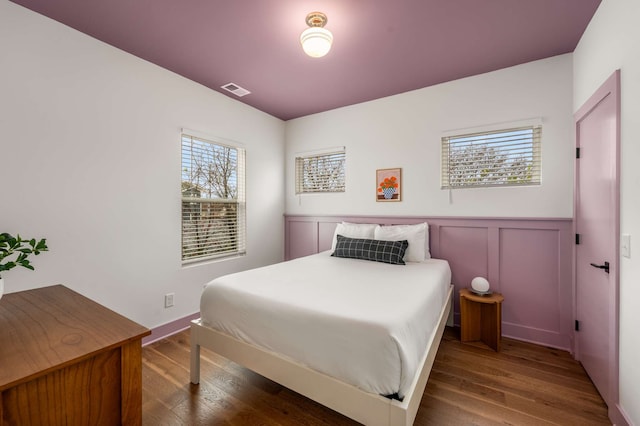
[{"left": 0, "top": 285, "right": 150, "bottom": 425}]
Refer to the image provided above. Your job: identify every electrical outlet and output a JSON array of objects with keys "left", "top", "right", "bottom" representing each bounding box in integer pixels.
[
  {"left": 622, "top": 234, "right": 631, "bottom": 258},
  {"left": 164, "top": 293, "right": 175, "bottom": 308}
]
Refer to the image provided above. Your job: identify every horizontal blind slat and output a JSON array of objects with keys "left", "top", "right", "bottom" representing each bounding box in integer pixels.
[
  {"left": 442, "top": 125, "right": 541, "bottom": 189},
  {"left": 296, "top": 150, "right": 346, "bottom": 194},
  {"left": 181, "top": 134, "right": 246, "bottom": 262}
]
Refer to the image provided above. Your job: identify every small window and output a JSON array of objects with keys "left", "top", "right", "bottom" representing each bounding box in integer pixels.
[
  {"left": 441, "top": 125, "right": 541, "bottom": 189},
  {"left": 295, "top": 149, "right": 346, "bottom": 194},
  {"left": 181, "top": 133, "right": 246, "bottom": 263}
]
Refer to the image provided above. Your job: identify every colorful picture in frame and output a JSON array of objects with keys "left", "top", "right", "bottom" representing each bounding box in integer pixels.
[{"left": 376, "top": 168, "right": 401, "bottom": 202}]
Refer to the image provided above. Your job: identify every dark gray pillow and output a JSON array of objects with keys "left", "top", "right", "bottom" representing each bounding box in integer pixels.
[{"left": 331, "top": 234, "right": 408, "bottom": 265}]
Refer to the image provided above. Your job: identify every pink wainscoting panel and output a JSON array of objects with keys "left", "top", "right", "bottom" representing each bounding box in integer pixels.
[
  {"left": 318, "top": 221, "right": 339, "bottom": 252},
  {"left": 499, "top": 228, "right": 566, "bottom": 347},
  {"left": 142, "top": 311, "right": 201, "bottom": 346},
  {"left": 437, "top": 226, "right": 489, "bottom": 322},
  {"left": 286, "top": 220, "right": 318, "bottom": 260},
  {"left": 284, "top": 215, "right": 573, "bottom": 351}
]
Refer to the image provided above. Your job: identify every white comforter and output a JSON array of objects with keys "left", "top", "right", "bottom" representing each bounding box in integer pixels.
[{"left": 200, "top": 251, "right": 451, "bottom": 398}]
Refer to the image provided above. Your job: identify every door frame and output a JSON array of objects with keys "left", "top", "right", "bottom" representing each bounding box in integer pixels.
[{"left": 573, "top": 69, "right": 621, "bottom": 422}]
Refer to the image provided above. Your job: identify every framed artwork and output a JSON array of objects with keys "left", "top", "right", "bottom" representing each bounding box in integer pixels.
[{"left": 376, "top": 168, "right": 401, "bottom": 202}]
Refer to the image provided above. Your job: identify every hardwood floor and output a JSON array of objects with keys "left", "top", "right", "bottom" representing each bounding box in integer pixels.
[{"left": 142, "top": 327, "right": 610, "bottom": 425}]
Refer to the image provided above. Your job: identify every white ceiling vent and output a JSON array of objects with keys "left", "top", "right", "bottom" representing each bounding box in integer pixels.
[{"left": 221, "top": 82, "right": 251, "bottom": 97}]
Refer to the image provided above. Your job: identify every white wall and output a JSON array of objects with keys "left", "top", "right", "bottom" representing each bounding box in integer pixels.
[
  {"left": 0, "top": 1, "right": 285, "bottom": 329},
  {"left": 285, "top": 54, "right": 574, "bottom": 218},
  {"left": 574, "top": 0, "right": 640, "bottom": 423}
]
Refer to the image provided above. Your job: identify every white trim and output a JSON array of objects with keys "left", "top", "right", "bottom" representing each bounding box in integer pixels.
[
  {"left": 190, "top": 285, "right": 453, "bottom": 426},
  {"left": 180, "top": 133, "right": 247, "bottom": 263},
  {"left": 441, "top": 117, "right": 543, "bottom": 138},
  {"left": 294, "top": 145, "right": 345, "bottom": 157},
  {"left": 181, "top": 127, "right": 245, "bottom": 148}
]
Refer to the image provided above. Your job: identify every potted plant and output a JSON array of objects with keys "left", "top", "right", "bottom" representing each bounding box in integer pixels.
[{"left": 0, "top": 233, "right": 48, "bottom": 300}]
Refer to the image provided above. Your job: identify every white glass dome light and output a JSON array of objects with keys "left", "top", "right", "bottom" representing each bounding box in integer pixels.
[
  {"left": 300, "top": 27, "right": 333, "bottom": 58},
  {"left": 300, "top": 12, "right": 333, "bottom": 58}
]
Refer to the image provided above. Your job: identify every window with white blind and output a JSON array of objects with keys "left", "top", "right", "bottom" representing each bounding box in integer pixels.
[
  {"left": 295, "top": 149, "right": 346, "bottom": 194},
  {"left": 441, "top": 125, "right": 541, "bottom": 189},
  {"left": 181, "top": 133, "right": 246, "bottom": 263}
]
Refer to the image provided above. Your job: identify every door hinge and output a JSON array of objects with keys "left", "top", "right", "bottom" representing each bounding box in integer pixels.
[
  {"left": 576, "top": 147, "right": 581, "bottom": 159},
  {"left": 575, "top": 320, "right": 580, "bottom": 331},
  {"left": 575, "top": 234, "right": 581, "bottom": 245}
]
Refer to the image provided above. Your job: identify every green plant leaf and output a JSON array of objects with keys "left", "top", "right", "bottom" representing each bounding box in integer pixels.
[
  {"left": 19, "top": 261, "right": 34, "bottom": 271},
  {"left": 36, "top": 239, "right": 48, "bottom": 251},
  {"left": 1, "top": 262, "right": 16, "bottom": 271},
  {"left": 0, "top": 233, "right": 48, "bottom": 274}
]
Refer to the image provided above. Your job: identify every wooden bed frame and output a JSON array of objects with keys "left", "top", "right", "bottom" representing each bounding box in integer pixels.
[{"left": 190, "top": 284, "right": 453, "bottom": 426}]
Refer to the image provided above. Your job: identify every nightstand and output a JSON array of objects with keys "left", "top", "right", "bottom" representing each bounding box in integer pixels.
[{"left": 459, "top": 288, "right": 504, "bottom": 351}]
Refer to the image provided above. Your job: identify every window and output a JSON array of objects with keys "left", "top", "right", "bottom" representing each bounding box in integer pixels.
[
  {"left": 181, "top": 133, "right": 246, "bottom": 263},
  {"left": 295, "top": 149, "right": 346, "bottom": 194},
  {"left": 441, "top": 125, "right": 541, "bottom": 189}
]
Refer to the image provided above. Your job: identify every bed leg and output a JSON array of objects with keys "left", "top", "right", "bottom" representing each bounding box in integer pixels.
[
  {"left": 190, "top": 328, "right": 201, "bottom": 384},
  {"left": 446, "top": 287, "right": 454, "bottom": 327}
]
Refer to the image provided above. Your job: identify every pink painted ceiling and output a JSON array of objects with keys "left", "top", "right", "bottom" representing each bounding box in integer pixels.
[{"left": 10, "top": 0, "right": 601, "bottom": 120}]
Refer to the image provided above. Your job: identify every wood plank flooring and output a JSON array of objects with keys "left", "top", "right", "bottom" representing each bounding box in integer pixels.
[{"left": 142, "top": 327, "right": 610, "bottom": 425}]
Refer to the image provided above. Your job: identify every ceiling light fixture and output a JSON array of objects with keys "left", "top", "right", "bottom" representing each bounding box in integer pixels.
[{"left": 300, "top": 12, "right": 333, "bottom": 58}]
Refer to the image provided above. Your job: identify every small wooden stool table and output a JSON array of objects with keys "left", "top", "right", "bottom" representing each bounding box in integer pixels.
[{"left": 459, "top": 288, "right": 504, "bottom": 351}]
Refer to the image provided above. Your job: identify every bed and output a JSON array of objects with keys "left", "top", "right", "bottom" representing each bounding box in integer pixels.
[{"left": 190, "top": 223, "right": 453, "bottom": 426}]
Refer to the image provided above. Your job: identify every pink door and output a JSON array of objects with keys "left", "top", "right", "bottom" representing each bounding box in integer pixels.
[{"left": 574, "top": 70, "right": 620, "bottom": 410}]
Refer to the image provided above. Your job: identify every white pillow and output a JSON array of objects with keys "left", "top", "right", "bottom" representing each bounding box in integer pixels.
[
  {"left": 331, "top": 222, "right": 378, "bottom": 251},
  {"left": 374, "top": 222, "right": 430, "bottom": 262}
]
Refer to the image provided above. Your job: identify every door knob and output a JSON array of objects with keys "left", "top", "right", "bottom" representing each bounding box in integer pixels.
[{"left": 590, "top": 261, "right": 610, "bottom": 273}]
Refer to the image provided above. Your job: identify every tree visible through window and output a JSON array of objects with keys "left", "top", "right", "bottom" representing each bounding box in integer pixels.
[
  {"left": 181, "top": 134, "right": 246, "bottom": 262},
  {"left": 441, "top": 126, "right": 541, "bottom": 189},
  {"left": 295, "top": 149, "right": 346, "bottom": 193}
]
